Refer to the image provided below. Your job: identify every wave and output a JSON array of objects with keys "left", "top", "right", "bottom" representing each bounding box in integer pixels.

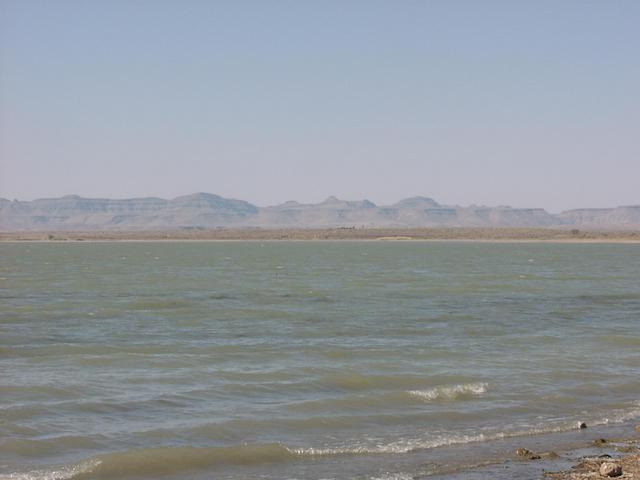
[
  {"left": 126, "top": 298, "right": 194, "bottom": 310},
  {"left": 407, "top": 382, "right": 488, "bottom": 401},
  {"left": 0, "top": 460, "right": 100, "bottom": 480},
  {"left": 288, "top": 384, "right": 488, "bottom": 414},
  {"left": 0, "top": 436, "right": 102, "bottom": 457},
  {"left": 369, "top": 475, "right": 417, "bottom": 480},
  {"left": 593, "top": 334, "right": 640, "bottom": 348},
  {"left": 295, "top": 402, "right": 640, "bottom": 456},
  {"left": 316, "top": 372, "right": 482, "bottom": 392},
  {"left": 4, "top": 402, "right": 639, "bottom": 480},
  {"left": 0, "top": 444, "right": 297, "bottom": 480}
]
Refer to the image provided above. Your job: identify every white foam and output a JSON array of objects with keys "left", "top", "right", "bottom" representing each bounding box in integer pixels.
[
  {"left": 592, "top": 401, "right": 640, "bottom": 425},
  {"left": 290, "top": 432, "right": 493, "bottom": 456},
  {"left": 407, "top": 382, "right": 488, "bottom": 401},
  {"left": 291, "top": 402, "right": 640, "bottom": 458},
  {"left": 370, "top": 474, "right": 415, "bottom": 480},
  {"left": 0, "top": 459, "right": 100, "bottom": 480}
]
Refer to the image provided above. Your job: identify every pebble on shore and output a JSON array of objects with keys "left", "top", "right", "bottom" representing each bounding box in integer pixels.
[{"left": 599, "top": 462, "right": 623, "bottom": 477}]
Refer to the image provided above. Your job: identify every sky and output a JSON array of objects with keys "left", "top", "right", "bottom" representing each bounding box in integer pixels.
[{"left": 1, "top": 0, "right": 638, "bottom": 212}]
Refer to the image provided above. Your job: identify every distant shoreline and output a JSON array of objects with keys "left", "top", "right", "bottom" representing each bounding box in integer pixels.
[{"left": 2, "top": 227, "right": 640, "bottom": 243}]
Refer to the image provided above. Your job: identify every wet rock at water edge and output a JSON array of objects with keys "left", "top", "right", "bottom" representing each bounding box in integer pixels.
[
  {"left": 515, "top": 448, "right": 541, "bottom": 460},
  {"left": 599, "top": 462, "right": 622, "bottom": 477}
]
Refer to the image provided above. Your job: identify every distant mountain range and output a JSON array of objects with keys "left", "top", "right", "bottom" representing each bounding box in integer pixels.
[{"left": 1, "top": 193, "right": 639, "bottom": 230}]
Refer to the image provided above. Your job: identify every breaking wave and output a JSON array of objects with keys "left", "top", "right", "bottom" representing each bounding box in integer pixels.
[
  {"left": 0, "top": 460, "right": 100, "bottom": 480},
  {"left": 4, "top": 402, "right": 639, "bottom": 480},
  {"left": 407, "top": 382, "right": 489, "bottom": 401}
]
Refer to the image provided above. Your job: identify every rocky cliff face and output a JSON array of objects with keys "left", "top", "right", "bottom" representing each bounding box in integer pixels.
[{"left": 0, "top": 193, "right": 638, "bottom": 230}]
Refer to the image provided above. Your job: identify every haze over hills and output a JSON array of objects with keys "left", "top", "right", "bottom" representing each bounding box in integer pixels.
[{"left": 1, "top": 193, "right": 639, "bottom": 231}]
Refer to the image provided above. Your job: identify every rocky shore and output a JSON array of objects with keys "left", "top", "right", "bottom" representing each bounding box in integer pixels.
[
  {"left": 519, "top": 428, "right": 640, "bottom": 480},
  {"left": 544, "top": 435, "right": 639, "bottom": 479},
  {"left": 426, "top": 423, "right": 640, "bottom": 480}
]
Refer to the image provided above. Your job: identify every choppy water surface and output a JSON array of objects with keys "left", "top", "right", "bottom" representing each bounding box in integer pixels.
[{"left": 1, "top": 241, "right": 639, "bottom": 480}]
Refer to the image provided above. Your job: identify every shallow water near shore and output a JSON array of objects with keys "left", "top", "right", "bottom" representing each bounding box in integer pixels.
[{"left": 1, "top": 241, "right": 639, "bottom": 479}]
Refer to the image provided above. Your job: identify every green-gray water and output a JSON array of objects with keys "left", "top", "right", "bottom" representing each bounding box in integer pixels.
[{"left": 1, "top": 241, "right": 639, "bottom": 479}]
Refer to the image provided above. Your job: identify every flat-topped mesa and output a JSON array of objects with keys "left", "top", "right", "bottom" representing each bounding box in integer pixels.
[
  {"left": 558, "top": 205, "right": 640, "bottom": 227},
  {"left": 169, "top": 193, "right": 258, "bottom": 214},
  {"left": 468, "top": 206, "right": 557, "bottom": 227},
  {"left": 318, "top": 196, "right": 377, "bottom": 209},
  {"left": 14, "top": 195, "right": 169, "bottom": 215},
  {"left": 276, "top": 200, "right": 301, "bottom": 208},
  {"left": 391, "top": 196, "right": 441, "bottom": 209}
]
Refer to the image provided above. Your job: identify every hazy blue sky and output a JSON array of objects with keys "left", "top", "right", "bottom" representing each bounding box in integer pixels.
[{"left": 1, "top": 0, "right": 638, "bottom": 211}]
